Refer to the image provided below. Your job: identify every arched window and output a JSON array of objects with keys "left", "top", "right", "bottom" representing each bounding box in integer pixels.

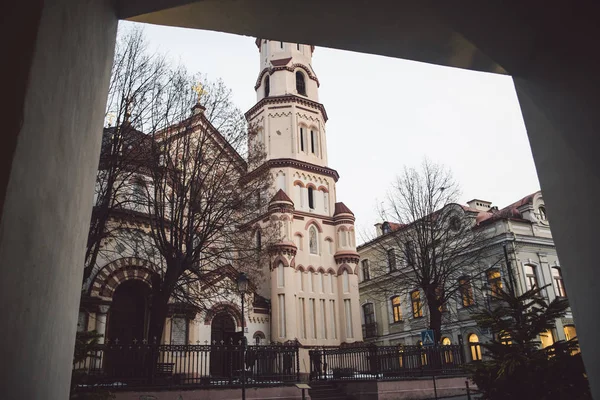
[
  {"left": 525, "top": 264, "right": 539, "bottom": 291},
  {"left": 295, "top": 233, "right": 303, "bottom": 250},
  {"left": 256, "top": 229, "right": 262, "bottom": 250},
  {"left": 363, "top": 303, "right": 375, "bottom": 338},
  {"left": 458, "top": 277, "right": 474, "bottom": 307},
  {"left": 309, "top": 226, "right": 318, "bottom": 254},
  {"left": 552, "top": 267, "right": 566, "bottom": 297},
  {"left": 469, "top": 334, "right": 482, "bottom": 361},
  {"left": 441, "top": 337, "right": 453, "bottom": 363},
  {"left": 361, "top": 260, "right": 370, "bottom": 281},
  {"left": 539, "top": 205, "right": 547, "bottom": 221},
  {"left": 486, "top": 269, "right": 502, "bottom": 299},
  {"left": 264, "top": 75, "right": 270, "bottom": 97},
  {"left": 308, "top": 187, "right": 315, "bottom": 209},
  {"left": 411, "top": 290, "right": 423, "bottom": 318},
  {"left": 296, "top": 71, "right": 306, "bottom": 95},
  {"left": 391, "top": 295, "right": 402, "bottom": 322},
  {"left": 442, "top": 337, "right": 451, "bottom": 345}
]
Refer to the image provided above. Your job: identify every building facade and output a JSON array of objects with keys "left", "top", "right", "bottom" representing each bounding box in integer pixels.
[
  {"left": 78, "top": 39, "right": 362, "bottom": 366},
  {"left": 358, "top": 191, "right": 576, "bottom": 361}
]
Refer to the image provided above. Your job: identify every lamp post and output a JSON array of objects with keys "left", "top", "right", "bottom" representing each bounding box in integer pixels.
[{"left": 237, "top": 272, "right": 248, "bottom": 400}]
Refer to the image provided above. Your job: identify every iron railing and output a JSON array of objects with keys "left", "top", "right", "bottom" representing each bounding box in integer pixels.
[
  {"left": 73, "top": 342, "right": 300, "bottom": 391},
  {"left": 309, "top": 344, "right": 465, "bottom": 381}
]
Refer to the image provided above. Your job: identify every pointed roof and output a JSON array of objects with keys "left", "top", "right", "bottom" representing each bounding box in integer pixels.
[
  {"left": 334, "top": 202, "right": 354, "bottom": 216},
  {"left": 270, "top": 189, "right": 293, "bottom": 204}
]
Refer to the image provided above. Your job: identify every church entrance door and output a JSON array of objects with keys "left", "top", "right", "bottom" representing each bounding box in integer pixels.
[
  {"left": 105, "top": 279, "right": 150, "bottom": 378},
  {"left": 210, "top": 312, "right": 242, "bottom": 378}
]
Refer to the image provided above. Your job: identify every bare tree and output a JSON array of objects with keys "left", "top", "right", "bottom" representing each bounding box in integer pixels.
[
  {"left": 365, "top": 159, "right": 500, "bottom": 343},
  {"left": 83, "top": 27, "right": 169, "bottom": 284}
]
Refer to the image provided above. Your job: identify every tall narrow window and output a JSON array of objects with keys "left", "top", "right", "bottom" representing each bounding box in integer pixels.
[
  {"left": 278, "top": 294, "right": 286, "bottom": 337},
  {"left": 469, "top": 334, "right": 482, "bottom": 361},
  {"left": 320, "top": 300, "right": 327, "bottom": 339},
  {"left": 309, "top": 226, "right": 318, "bottom": 254},
  {"left": 387, "top": 249, "right": 397, "bottom": 271},
  {"left": 552, "top": 267, "right": 567, "bottom": 297},
  {"left": 297, "top": 43, "right": 300, "bottom": 50},
  {"left": 342, "top": 270, "right": 350, "bottom": 293},
  {"left": 330, "top": 300, "right": 337, "bottom": 339},
  {"left": 411, "top": 290, "right": 423, "bottom": 318},
  {"left": 361, "top": 260, "right": 370, "bottom": 281},
  {"left": 487, "top": 269, "right": 502, "bottom": 298},
  {"left": 318, "top": 273, "right": 324, "bottom": 293},
  {"left": 299, "top": 298, "right": 306, "bottom": 338},
  {"left": 459, "top": 277, "right": 475, "bottom": 307},
  {"left": 277, "top": 262, "right": 285, "bottom": 287},
  {"left": 299, "top": 127, "right": 305, "bottom": 152},
  {"left": 308, "top": 187, "right": 315, "bottom": 209},
  {"left": 280, "top": 41, "right": 283, "bottom": 49},
  {"left": 296, "top": 71, "right": 306, "bottom": 95},
  {"left": 525, "top": 265, "right": 539, "bottom": 291},
  {"left": 330, "top": 273, "right": 335, "bottom": 293},
  {"left": 391, "top": 296, "right": 402, "bottom": 322},
  {"left": 363, "top": 303, "right": 375, "bottom": 325},
  {"left": 344, "top": 299, "right": 353, "bottom": 338},
  {"left": 264, "top": 75, "right": 270, "bottom": 97},
  {"left": 299, "top": 271, "right": 305, "bottom": 291},
  {"left": 341, "top": 229, "right": 348, "bottom": 246},
  {"left": 310, "top": 130, "right": 317, "bottom": 154}
]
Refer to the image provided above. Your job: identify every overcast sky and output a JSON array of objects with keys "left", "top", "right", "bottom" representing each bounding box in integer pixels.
[{"left": 122, "top": 21, "right": 541, "bottom": 242}]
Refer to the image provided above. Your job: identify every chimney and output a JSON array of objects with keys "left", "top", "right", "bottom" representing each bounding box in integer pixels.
[
  {"left": 374, "top": 223, "right": 383, "bottom": 237},
  {"left": 467, "top": 199, "right": 492, "bottom": 211}
]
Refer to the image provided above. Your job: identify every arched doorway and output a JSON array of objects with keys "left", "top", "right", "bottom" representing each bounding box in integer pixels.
[
  {"left": 105, "top": 280, "right": 151, "bottom": 379},
  {"left": 107, "top": 280, "right": 151, "bottom": 343},
  {"left": 210, "top": 312, "right": 242, "bottom": 378}
]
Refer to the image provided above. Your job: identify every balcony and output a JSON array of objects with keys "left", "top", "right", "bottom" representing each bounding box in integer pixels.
[{"left": 362, "top": 322, "right": 378, "bottom": 339}]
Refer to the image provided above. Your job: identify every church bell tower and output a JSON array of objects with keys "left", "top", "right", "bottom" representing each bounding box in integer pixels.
[{"left": 245, "top": 39, "right": 362, "bottom": 348}]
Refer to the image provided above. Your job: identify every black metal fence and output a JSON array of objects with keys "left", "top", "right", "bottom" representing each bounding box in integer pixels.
[
  {"left": 309, "top": 344, "right": 465, "bottom": 381},
  {"left": 73, "top": 342, "right": 300, "bottom": 391}
]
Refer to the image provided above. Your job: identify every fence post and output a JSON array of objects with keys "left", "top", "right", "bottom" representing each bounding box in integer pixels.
[
  {"left": 433, "top": 375, "right": 438, "bottom": 400},
  {"left": 458, "top": 334, "right": 466, "bottom": 365},
  {"left": 296, "top": 343, "right": 300, "bottom": 382},
  {"left": 466, "top": 379, "right": 471, "bottom": 400}
]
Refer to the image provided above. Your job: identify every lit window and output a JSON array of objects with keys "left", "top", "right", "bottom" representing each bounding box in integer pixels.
[
  {"left": 361, "top": 260, "right": 370, "bottom": 281},
  {"left": 552, "top": 267, "right": 567, "bottom": 297},
  {"left": 442, "top": 337, "right": 453, "bottom": 363},
  {"left": 309, "top": 226, "right": 318, "bottom": 254},
  {"left": 469, "top": 334, "right": 482, "bottom": 361},
  {"left": 540, "top": 330, "right": 554, "bottom": 349},
  {"left": 564, "top": 325, "right": 577, "bottom": 341},
  {"left": 391, "top": 296, "right": 402, "bottom": 322},
  {"left": 459, "top": 277, "right": 475, "bottom": 307},
  {"left": 487, "top": 269, "right": 502, "bottom": 299},
  {"left": 296, "top": 71, "right": 306, "bottom": 95},
  {"left": 525, "top": 265, "right": 539, "bottom": 291},
  {"left": 411, "top": 290, "right": 423, "bottom": 318}
]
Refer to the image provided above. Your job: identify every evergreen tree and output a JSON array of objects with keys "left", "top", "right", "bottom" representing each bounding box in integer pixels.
[{"left": 466, "top": 284, "right": 590, "bottom": 399}]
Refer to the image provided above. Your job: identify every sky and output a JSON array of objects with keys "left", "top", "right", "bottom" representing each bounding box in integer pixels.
[{"left": 121, "top": 21, "right": 541, "bottom": 243}]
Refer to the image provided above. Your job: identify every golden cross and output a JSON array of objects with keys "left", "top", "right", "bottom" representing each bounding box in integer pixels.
[{"left": 192, "top": 82, "right": 206, "bottom": 103}]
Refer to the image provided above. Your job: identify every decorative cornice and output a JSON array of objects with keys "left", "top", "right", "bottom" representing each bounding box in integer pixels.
[
  {"left": 269, "top": 242, "right": 298, "bottom": 258},
  {"left": 254, "top": 63, "right": 320, "bottom": 91},
  {"left": 245, "top": 95, "right": 328, "bottom": 122},
  {"left": 244, "top": 158, "right": 339, "bottom": 184},
  {"left": 334, "top": 250, "right": 360, "bottom": 265}
]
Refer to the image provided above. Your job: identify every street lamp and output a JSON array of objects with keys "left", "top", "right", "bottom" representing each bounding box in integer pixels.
[
  {"left": 480, "top": 283, "right": 491, "bottom": 311},
  {"left": 237, "top": 272, "right": 248, "bottom": 400}
]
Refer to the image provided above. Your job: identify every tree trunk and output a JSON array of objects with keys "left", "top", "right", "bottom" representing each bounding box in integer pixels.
[{"left": 145, "top": 286, "right": 170, "bottom": 384}]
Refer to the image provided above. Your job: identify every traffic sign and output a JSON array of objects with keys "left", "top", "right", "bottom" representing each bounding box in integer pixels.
[{"left": 421, "top": 329, "right": 435, "bottom": 346}]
